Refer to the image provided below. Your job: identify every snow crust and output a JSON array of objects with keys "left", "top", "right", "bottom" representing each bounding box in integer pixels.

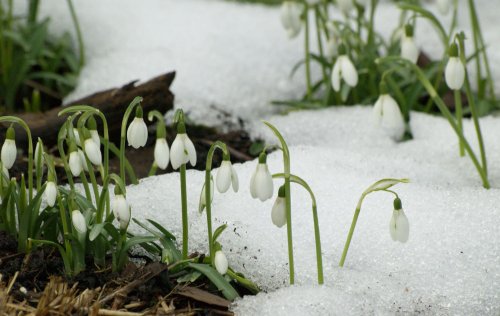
[{"left": 16, "top": 0, "right": 500, "bottom": 314}]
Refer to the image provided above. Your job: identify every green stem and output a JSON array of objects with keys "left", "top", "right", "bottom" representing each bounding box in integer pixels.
[
  {"left": 148, "top": 163, "right": 158, "bottom": 177},
  {"left": 66, "top": 0, "right": 85, "bottom": 70},
  {"left": 180, "top": 163, "right": 188, "bottom": 259},
  {"left": 56, "top": 193, "right": 73, "bottom": 264},
  {"left": 314, "top": 7, "right": 328, "bottom": 99},
  {"left": 205, "top": 141, "right": 229, "bottom": 264},
  {"left": 454, "top": 89, "right": 465, "bottom": 157},
  {"left": 305, "top": 9, "right": 312, "bottom": 100},
  {"left": 339, "top": 204, "right": 362, "bottom": 267}
]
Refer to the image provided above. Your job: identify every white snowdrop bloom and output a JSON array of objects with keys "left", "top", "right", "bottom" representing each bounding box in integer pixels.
[
  {"left": 337, "top": 0, "right": 354, "bottom": 13},
  {"left": 216, "top": 159, "right": 239, "bottom": 193},
  {"left": 198, "top": 178, "right": 214, "bottom": 213},
  {"left": 45, "top": 181, "right": 57, "bottom": 207},
  {"left": 389, "top": 198, "right": 409, "bottom": 243},
  {"left": 445, "top": 44, "right": 464, "bottom": 90},
  {"left": 90, "top": 130, "right": 100, "bottom": 146},
  {"left": 436, "top": 0, "right": 451, "bottom": 15},
  {"left": 112, "top": 194, "right": 130, "bottom": 230},
  {"left": 127, "top": 117, "right": 148, "bottom": 149},
  {"left": 1, "top": 126, "right": 16, "bottom": 169},
  {"left": 72, "top": 128, "right": 81, "bottom": 146},
  {"left": 69, "top": 148, "right": 82, "bottom": 177},
  {"left": 71, "top": 210, "right": 87, "bottom": 234},
  {"left": 373, "top": 93, "right": 406, "bottom": 141},
  {"left": 78, "top": 149, "right": 89, "bottom": 172},
  {"left": 84, "top": 138, "right": 102, "bottom": 166},
  {"left": 331, "top": 47, "right": 358, "bottom": 92},
  {"left": 271, "top": 186, "right": 287, "bottom": 228},
  {"left": 34, "top": 141, "right": 44, "bottom": 168},
  {"left": 154, "top": 138, "right": 170, "bottom": 170},
  {"left": 401, "top": 25, "right": 419, "bottom": 64},
  {"left": 170, "top": 122, "right": 196, "bottom": 170},
  {"left": 280, "top": 1, "right": 302, "bottom": 39},
  {"left": 214, "top": 250, "right": 229, "bottom": 275},
  {"left": 250, "top": 153, "right": 274, "bottom": 202}
]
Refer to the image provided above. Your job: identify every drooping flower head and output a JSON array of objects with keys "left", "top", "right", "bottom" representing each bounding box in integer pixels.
[
  {"left": 373, "top": 82, "right": 406, "bottom": 141},
  {"left": 389, "top": 197, "right": 409, "bottom": 243},
  {"left": 281, "top": 1, "right": 303, "bottom": 39},
  {"left": 216, "top": 153, "right": 239, "bottom": 193},
  {"left": 250, "top": 152, "right": 274, "bottom": 202},
  {"left": 171, "top": 121, "right": 196, "bottom": 170},
  {"left": 87, "top": 116, "right": 100, "bottom": 146},
  {"left": 154, "top": 122, "right": 170, "bottom": 170},
  {"left": 445, "top": 43, "right": 465, "bottom": 90},
  {"left": 82, "top": 128, "right": 102, "bottom": 166},
  {"left": 72, "top": 210, "right": 87, "bottom": 235},
  {"left": 68, "top": 142, "right": 83, "bottom": 177},
  {"left": 1, "top": 125, "right": 16, "bottom": 170},
  {"left": 214, "top": 249, "right": 229, "bottom": 275},
  {"left": 112, "top": 185, "right": 130, "bottom": 231},
  {"left": 271, "top": 185, "right": 287, "bottom": 228},
  {"left": 401, "top": 24, "right": 419, "bottom": 64},
  {"left": 127, "top": 105, "right": 148, "bottom": 149},
  {"left": 44, "top": 172, "right": 57, "bottom": 208},
  {"left": 331, "top": 44, "right": 358, "bottom": 92}
]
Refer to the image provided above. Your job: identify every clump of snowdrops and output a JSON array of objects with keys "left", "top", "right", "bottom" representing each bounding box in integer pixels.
[
  {"left": 0, "top": 98, "right": 410, "bottom": 296},
  {"left": 280, "top": 0, "right": 494, "bottom": 188}
]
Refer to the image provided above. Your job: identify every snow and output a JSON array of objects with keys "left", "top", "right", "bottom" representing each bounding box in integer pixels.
[{"left": 15, "top": 0, "right": 500, "bottom": 314}]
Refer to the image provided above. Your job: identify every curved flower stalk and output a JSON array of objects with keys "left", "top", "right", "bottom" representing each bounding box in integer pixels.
[
  {"left": 280, "top": 1, "right": 302, "bottom": 39},
  {"left": 171, "top": 109, "right": 196, "bottom": 259},
  {"left": 272, "top": 173, "right": 324, "bottom": 285},
  {"left": 331, "top": 44, "right": 358, "bottom": 93},
  {"left": 377, "top": 55, "right": 489, "bottom": 188},
  {"left": 250, "top": 152, "right": 274, "bottom": 202},
  {"left": 401, "top": 24, "right": 419, "bottom": 64},
  {"left": 339, "top": 178, "right": 409, "bottom": 267},
  {"left": 372, "top": 82, "right": 406, "bottom": 141}
]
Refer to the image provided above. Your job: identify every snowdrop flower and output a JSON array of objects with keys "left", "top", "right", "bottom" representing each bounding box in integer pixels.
[
  {"left": 1, "top": 126, "right": 16, "bottom": 169},
  {"left": 198, "top": 177, "right": 214, "bottom": 213},
  {"left": 389, "top": 198, "right": 409, "bottom": 243},
  {"left": 214, "top": 250, "right": 228, "bottom": 275},
  {"left": 112, "top": 187, "right": 130, "bottom": 230},
  {"left": 216, "top": 155, "right": 239, "bottom": 193},
  {"left": 87, "top": 116, "right": 100, "bottom": 146},
  {"left": 401, "top": 24, "right": 419, "bottom": 64},
  {"left": 331, "top": 44, "right": 358, "bottom": 92},
  {"left": 436, "top": 0, "right": 451, "bottom": 15},
  {"left": 271, "top": 185, "right": 287, "bottom": 228},
  {"left": 373, "top": 85, "right": 405, "bottom": 141},
  {"left": 71, "top": 210, "right": 87, "bottom": 235},
  {"left": 337, "top": 0, "right": 354, "bottom": 13},
  {"left": 171, "top": 122, "right": 196, "bottom": 170},
  {"left": 68, "top": 143, "right": 82, "bottom": 177},
  {"left": 127, "top": 106, "right": 148, "bottom": 149},
  {"left": 78, "top": 149, "right": 89, "bottom": 172},
  {"left": 45, "top": 179, "right": 57, "bottom": 207},
  {"left": 445, "top": 43, "right": 465, "bottom": 90},
  {"left": 154, "top": 124, "right": 170, "bottom": 170},
  {"left": 250, "top": 152, "right": 274, "bottom": 202},
  {"left": 82, "top": 129, "right": 102, "bottom": 166},
  {"left": 280, "top": 1, "right": 302, "bottom": 39},
  {"left": 72, "top": 128, "right": 81, "bottom": 146}
]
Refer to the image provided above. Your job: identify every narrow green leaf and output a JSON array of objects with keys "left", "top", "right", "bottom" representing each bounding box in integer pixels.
[{"left": 188, "top": 263, "right": 240, "bottom": 301}]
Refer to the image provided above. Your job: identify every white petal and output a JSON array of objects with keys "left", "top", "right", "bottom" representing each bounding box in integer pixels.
[
  {"left": 395, "top": 209, "right": 409, "bottom": 242},
  {"left": 170, "top": 134, "right": 187, "bottom": 170},
  {"left": 45, "top": 181, "right": 57, "bottom": 207},
  {"left": 214, "top": 250, "right": 228, "bottom": 275},
  {"left": 183, "top": 135, "right": 197, "bottom": 167},
  {"left": 331, "top": 59, "right": 342, "bottom": 92},
  {"left": 445, "top": 57, "right": 465, "bottom": 90},
  {"left": 281, "top": 2, "right": 302, "bottom": 39},
  {"left": 340, "top": 56, "right": 358, "bottom": 87},
  {"left": 271, "top": 197, "right": 287, "bottom": 228},
  {"left": 198, "top": 178, "right": 214, "bottom": 213},
  {"left": 389, "top": 211, "right": 398, "bottom": 241},
  {"left": 401, "top": 37, "right": 419, "bottom": 64},
  {"left": 112, "top": 194, "right": 128, "bottom": 220},
  {"left": 337, "top": 0, "right": 353, "bottom": 13},
  {"left": 78, "top": 149, "right": 89, "bottom": 172},
  {"left": 230, "top": 164, "right": 239, "bottom": 192},
  {"left": 72, "top": 210, "right": 87, "bottom": 234},
  {"left": 381, "top": 95, "right": 405, "bottom": 141},
  {"left": 256, "top": 164, "right": 274, "bottom": 201},
  {"left": 437, "top": 0, "right": 451, "bottom": 14},
  {"left": 249, "top": 166, "right": 258, "bottom": 199},
  {"left": 84, "top": 139, "right": 102, "bottom": 166},
  {"left": 127, "top": 118, "right": 148, "bottom": 149},
  {"left": 90, "top": 130, "right": 100, "bottom": 147},
  {"left": 1, "top": 139, "right": 16, "bottom": 169},
  {"left": 69, "top": 151, "right": 82, "bottom": 177},
  {"left": 73, "top": 128, "right": 81, "bottom": 147},
  {"left": 154, "top": 138, "right": 170, "bottom": 170},
  {"left": 216, "top": 161, "right": 232, "bottom": 193},
  {"left": 372, "top": 95, "right": 384, "bottom": 126}
]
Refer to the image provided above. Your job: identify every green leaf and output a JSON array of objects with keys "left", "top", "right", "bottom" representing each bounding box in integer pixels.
[
  {"left": 177, "top": 271, "right": 202, "bottom": 283},
  {"left": 188, "top": 263, "right": 240, "bottom": 301},
  {"left": 147, "top": 219, "right": 176, "bottom": 240}
]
